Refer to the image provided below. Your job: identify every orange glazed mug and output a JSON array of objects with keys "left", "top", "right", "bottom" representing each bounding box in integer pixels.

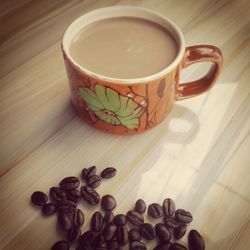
[{"left": 62, "top": 6, "right": 223, "bottom": 135}]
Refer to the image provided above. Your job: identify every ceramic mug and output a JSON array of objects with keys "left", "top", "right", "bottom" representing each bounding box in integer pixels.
[{"left": 62, "top": 6, "right": 223, "bottom": 135}]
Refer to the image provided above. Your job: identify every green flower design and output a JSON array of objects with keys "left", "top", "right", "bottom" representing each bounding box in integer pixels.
[{"left": 80, "top": 85, "right": 144, "bottom": 129}]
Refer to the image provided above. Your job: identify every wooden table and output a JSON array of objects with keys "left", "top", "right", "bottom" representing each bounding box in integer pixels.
[{"left": 0, "top": 0, "right": 249, "bottom": 249}]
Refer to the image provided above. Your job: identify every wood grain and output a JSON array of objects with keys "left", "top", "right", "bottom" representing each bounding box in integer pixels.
[{"left": 0, "top": 0, "right": 249, "bottom": 249}]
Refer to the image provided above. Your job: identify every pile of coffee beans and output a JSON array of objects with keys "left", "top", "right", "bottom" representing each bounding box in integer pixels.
[{"left": 31, "top": 166, "right": 205, "bottom": 250}]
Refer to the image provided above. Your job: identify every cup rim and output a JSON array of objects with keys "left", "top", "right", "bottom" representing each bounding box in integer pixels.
[{"left": 62, "top": 6, "right": 185, "bottom": 84}]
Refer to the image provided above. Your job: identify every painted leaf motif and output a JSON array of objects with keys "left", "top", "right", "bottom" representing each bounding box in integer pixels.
[
  {"left": 80, "top": 88, "right": 103, "bottom": 110},
  {"left": 79, "top": 85, "right": 144, "bottom": 129},
  {"left": 95, "top": 110, "right": 121, "bottom": 126}
]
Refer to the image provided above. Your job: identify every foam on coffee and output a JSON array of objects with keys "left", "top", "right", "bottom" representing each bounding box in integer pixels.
[{"left": 70, "top": 17, "right": 178, "bottom": 79}]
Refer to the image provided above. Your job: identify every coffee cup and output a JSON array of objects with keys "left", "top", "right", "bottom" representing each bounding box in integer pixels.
[{"left": 62, "top": 6, "right": 223, "bottom": 135}]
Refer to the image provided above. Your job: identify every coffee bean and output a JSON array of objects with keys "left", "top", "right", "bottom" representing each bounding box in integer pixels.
[
  {"left": 79, "top": 230, "right": 95, "bottom": 246},
  {"left": 42, "top": 202, "right": 56, "bottom": 215},
  {"left": 58, "top": 200, "right": 76, "bottom": 207},
  {"left": 101, "top": 167, "right": 117, "bottom": 179},
  {"left": 81, "top": 168, "right": 89, "bottom": 180},
  {"left": 91, "top": 211, "right": 103, "bottom": 232},
  {"left": 165, "top": 217, "right": 184, "bottom": 229},
  {"left": 104, "top": 211, "right": 114, "bottom": 224},
  {"left": 169, "top": 243, "right": 187, "bottom": 250},
  {"left": 135, "top": 199, "right": 146, "bottom": 214},
  {"left": 148, "top": 203, "right": 163, "bottom": 218},
  {"left": 60, "top": 176, "right": 80, "bottom": 190},
  {"left": 93, "top": 232, "right": 104, "bottom": 246},
  {"left": 107, "top": 240, "right": 119, "bottom": 250},
  {"left": 175, "top": 209, "right": 193, "bottom": 224},
  {"left": 188, "top": 230, "right": 205, "bottom": 250},
  {"left": 162, "top": 198, "right": 175, "bottom": 217},
  {"left": 101, "top": 195, "right": 116, "bottom": 211},
  {"left": 57, "top": 200, "right": 76, "bottom": 214},
  {"left": 95, "top": 241, "right": 107, "bottom": 249},
  {"left": 31, "top": 191, "right": 48, "bottom": 206},
  {"left": 67, "top": 226, "right": 81, "bottom": 242},
  {"left": 51, "top": 240, "right": 69, "bottom": 250},
  {"left": 66, "top": 189, "right": 81, "bottom": 203},
  {"left": 81, "top": 186, "right": 100, "bottom": 205},
  {"left": 174, "top": 225, "right": 187, "bottom": 240},
  {"left": 87, "top": 174, "right": 101, "bottom": 189},
  {"left": 50, "top": 187, "right": 67, "bottom": 203},
  {"left": 73, "top": 208, "right": 84, "bottom": 227},
  {"left": 117, "top": 225, "right": 128, "bottom": 246},
  {"left": 155, "top": 223, "right": 171, "bottom": 243},
  {"left": 114, "top": 214, "right": 127, "bottom": 225},
  {"left": 76, "top": 245, "right": 93, "bottom": 250},
  {"left": 126, "top": 210, "right": 144, "bottom": 226},
  {"left": 130, "top": 240, "right": 147, "bottom": 250},
  {"left": 140, "top": 223, "right": 155, "bottom": 240},
  {"left": 82, "top": 166, "right": 97, "bottom": 180},
  {"left": 153, "top": 242, "right": 171, "bottom": 250},
  {"left": 103, "top": 223, "right": 117, "bottom": 241},
  {"left": 58, "top": 213, "right": 73, "bottom": 231},
  {"left": 128, "top": 228, "right": 141, "bottom": 242}
]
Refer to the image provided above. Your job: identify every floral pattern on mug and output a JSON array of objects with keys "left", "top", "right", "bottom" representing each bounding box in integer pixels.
[{"left": 80, "top": 84, "right": 145, "bottom": 129}]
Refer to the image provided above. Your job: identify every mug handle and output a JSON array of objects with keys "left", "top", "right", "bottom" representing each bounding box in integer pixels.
[{"left": 175, "top": 45, "right": 223, "bottom": 100}]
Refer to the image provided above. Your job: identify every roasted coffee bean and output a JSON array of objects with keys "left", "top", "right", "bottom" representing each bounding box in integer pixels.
[
  {"left": 76, "top": 245, "right": 93, "bottom": 250},
  {"left": 66, "top": 189, "right": 81, "bottom": 203},
  {"left": 79, "top": 230, "right": 95, "bottom": 246},
  {"left": 140, "top": 223, "right": 155, "bottom": 240},
  {"left": 51, "top": 240, "right": 70, "bottom": 250},
  {"left": 81, "top": 186, "right": 100, "bottom": 205},
  {"left": 73, "top": 208, "right": 84, "bottom": 227},
  {"left": 104, "top": 211, "right": 114, "bottom": 223},
  {"left": 87, "top": 174, "right": 101, "bottom": 189},
  {"left": 50, "top": 187, "right": 67, "bottom": 203},
  {"left": 135, "top": 199, "right": 146, "bottom": 214},
  {"left": 155, "top": 223, "right": 171, "bottom": 243},
  {"left": 128, "top": 228, "right": 141, "bottom": 242},
  {"left": 93, "top": 232, "right": 104, "bottom": 245},
  {"left": 95, "top": 241, "right": 107, "bottom": 250},
  {"left": 130, "top": 240, "right": 147, "bottom": 250},
  {"left": 126, "top": 210, "right": 144, "bottom": 226},
  {"left": 60, "top": 176, "right": 80, "bottom": 190},
  {"left": 57, "top": 205, "right": 75, "bottom": 214},
  {"left": 103, "top": 223, "right": 117, "bottom": 241},
  {"left": 95, "top": 245, "right": 106, "bottom": 249},
  {"left": 42, "top": 202, "right": 56, "bottom": 215},
  {"left": 31, "top": 191, "right": 48, "bottom": 206},
  {"left": 153, "top": 242, "right": 171, "bottom": 250},
  {"left": 91, "top": 211, "right": 103, "bottom": 232},
  {"left": 148, "top": 203, "right": 163, "bottom": 218},
  {"left": 67, "top": 226, "right": 81, "bottom": 242},
  {"left": 162, "top": 198, "right": 175, "bottom": 217},
  {"left": 82, "top": 166, "right": 97, "bottom": 180},
  {"left": 165, "top": 217, "right": 184, "bottom": 229},
  {"left": 87, "top": 166, "right": 97, "bottom": 177},
  {"left": 57, "top": 200, "right": 76, "bottom": 214},
  {"left": 188, "top": 230, "right": 205, "bottom": 250},
  {"left": 114, "top": 214, "right": 127, "bottom": 225},
  {"left": 58, "top": 213, "right": 73, "bottom": 231},
  {"left": 101, "top": 167, "right": 117, "bottom": 179},
  {"left": 81, "top": 168, "right": 89, "bottom": 180},
  {"left": 107, "top": 240, "right": 119, "bottom": 250},
  {"left": 175, "top": 209, "right": 193, "bottom": 224},
  {"left": 169, "top": 243, "right": 187, "bottom": 250},
  {"left": 117, "top": 225, "right": 128, "bottom": 246},
  {"left": 101, "top": 194, "right": 116, "bottom": 211},
  {"left": 174, "top": 225, "right": 187, "bottom": 240},
  {"left": 95, "top": 240, "right": 107, "bottom": 248},
  {"left": 58, "top": 200, "right": 76, "bottom": 207}
]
